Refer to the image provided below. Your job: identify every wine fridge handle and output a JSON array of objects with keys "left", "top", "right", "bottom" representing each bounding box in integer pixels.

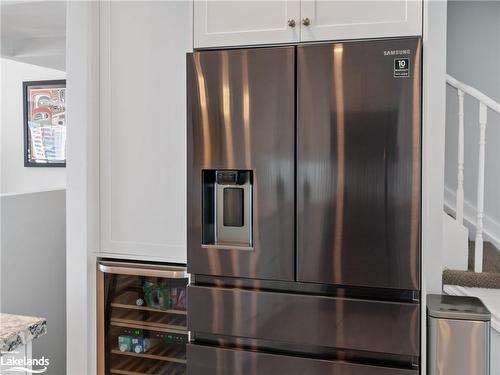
[{"left": 97, "top": 261, "right": 188, "bottom": 278}]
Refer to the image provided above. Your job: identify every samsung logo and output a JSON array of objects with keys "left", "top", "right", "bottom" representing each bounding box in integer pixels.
[{"left": 384, "top": 49, "right": 411, "bottom": 56}]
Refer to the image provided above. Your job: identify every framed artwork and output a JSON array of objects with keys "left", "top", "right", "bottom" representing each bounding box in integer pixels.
[{"left": 23, "top": 80, "right": 66, "bottom": 167}]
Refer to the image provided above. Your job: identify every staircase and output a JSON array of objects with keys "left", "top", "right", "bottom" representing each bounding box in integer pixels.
[{"left": 443, "top": 74, "right": 500, "bottom": 278}]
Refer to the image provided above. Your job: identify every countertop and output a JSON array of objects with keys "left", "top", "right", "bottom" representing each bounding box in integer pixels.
[{"left": 0, "top": 313, "right": 47, "bottom": 353}]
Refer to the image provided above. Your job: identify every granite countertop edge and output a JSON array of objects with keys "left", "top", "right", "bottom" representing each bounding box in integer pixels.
[{"left": 0, "top": 314, "right": 47, "bottom": 354}]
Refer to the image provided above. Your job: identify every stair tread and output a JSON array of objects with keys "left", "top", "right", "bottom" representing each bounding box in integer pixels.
[
  {"left": 443, "top": 269, "right": 500, "bottom": 289},
  {"left": 443, "top": 241, "right": 500, "bottom": 289}
]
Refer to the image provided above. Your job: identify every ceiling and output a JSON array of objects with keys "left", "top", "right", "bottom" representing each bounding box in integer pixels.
[{"left": 1, "top": 1, "right": 66, "bottom": 71}]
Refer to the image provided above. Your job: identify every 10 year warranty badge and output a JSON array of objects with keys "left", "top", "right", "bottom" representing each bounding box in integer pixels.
[{"left": 394, "top": 58, "right": 410, "bottom": 78}]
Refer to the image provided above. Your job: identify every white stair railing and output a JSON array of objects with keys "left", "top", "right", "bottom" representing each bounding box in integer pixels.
[
  {"left": 446, "top": 74, "right": 500, "bottom": 272},
  {"left": 456, "top": 89, "right": 465, "bottom": 225}
]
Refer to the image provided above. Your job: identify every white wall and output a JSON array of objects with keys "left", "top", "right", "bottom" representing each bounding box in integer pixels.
[
  {"left": 445, "top": 1, "right": 500, "bottom": 244},
  {"left": 0, "top": 57, "right": 67, "bottom": 374},
  {"left": 1, "top": 190, "right": 66, "bottom": 375},
  {"left": 1, "top": 57, "right": 66, "bottom": 195}
]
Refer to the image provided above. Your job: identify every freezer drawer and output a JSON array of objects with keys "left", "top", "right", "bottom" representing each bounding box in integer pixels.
[
  {"left": 188, "top": 285, "right": 420, "bottom": 356},
  {"left": 297, "top": 38, "right": 422, "bottom": 290},
  {"left": 187, "top": 344, "right": 418, "bottom": 375},
  {"left": 187, "top": 46, "right": 295, "bottom": 281}
]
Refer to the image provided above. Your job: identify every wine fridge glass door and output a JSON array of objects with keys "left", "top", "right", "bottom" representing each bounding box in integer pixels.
[{"left": 97, "top": 262, "right": 188, "bottom": 375}]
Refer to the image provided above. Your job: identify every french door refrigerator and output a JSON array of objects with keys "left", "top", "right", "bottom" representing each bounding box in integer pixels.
[
  {"left": 187, "top": 38, "right": 422, "bottom": 374},
  {"left": 97, "top": 261, "right": 188, "bottom": 374}
]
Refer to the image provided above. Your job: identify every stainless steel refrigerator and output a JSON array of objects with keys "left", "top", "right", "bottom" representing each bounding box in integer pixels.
[{"left": 187, "top": 38, "right": 422, "bottom": 374}]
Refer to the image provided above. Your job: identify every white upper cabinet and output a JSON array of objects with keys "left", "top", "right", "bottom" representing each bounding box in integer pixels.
[
  {"left": 194, "top": 0, "right": 300, "bottom": 48},
  {"left": 300, "top": 0, "right": 422, "bottom": 42},
  {"left": 99, "top": 1, "right": 191, "bottom": 263},
  {"left": 194, "top": 0, "right": 422, "bottom": 48}
]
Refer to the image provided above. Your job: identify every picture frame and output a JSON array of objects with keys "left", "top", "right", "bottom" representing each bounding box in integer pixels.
[{"left": 23, "top": 79, "right": 66, "bottom": 167}]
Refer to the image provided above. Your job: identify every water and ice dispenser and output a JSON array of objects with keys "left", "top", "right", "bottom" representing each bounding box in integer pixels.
[{"left": 202, "top": 170, "right": 253, "bottom": 250}]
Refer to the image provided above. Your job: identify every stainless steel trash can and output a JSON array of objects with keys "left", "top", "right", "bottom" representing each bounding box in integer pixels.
[{"left": 428, "top": 294, "right": 491, "bottom": 375}]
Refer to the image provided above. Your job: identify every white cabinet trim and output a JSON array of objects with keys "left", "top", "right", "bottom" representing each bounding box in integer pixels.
[
  {"left": 99, "top": 0, "right": 112, "bottom": 255},
  {"left": 66, "top": 2, "right": 100, "bottom": 374}
]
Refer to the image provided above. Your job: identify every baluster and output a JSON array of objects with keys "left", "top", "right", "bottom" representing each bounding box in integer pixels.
[
  {"left": 474, "top": 102, "right": 487, "bottom": 273},
  {"left": 456, "top": 89, "right": 465, "bottom": 224}
]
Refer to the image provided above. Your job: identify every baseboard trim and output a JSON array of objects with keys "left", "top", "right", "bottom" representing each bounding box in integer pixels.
[
  {"left": 443, "top": 284, "right": 500, "bottom": 333},
  {"left": 444, "top": 185, "right": 500, "bottom": 251}
]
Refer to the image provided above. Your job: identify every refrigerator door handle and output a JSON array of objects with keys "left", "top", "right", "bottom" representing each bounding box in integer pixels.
[{"left": 97, "top": 261, "right": 188, "bottom": 278}]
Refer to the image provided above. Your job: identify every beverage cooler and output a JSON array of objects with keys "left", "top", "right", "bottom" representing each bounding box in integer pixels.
[{"left": 97, "top": 261, "right": 188, "bottom": 375}]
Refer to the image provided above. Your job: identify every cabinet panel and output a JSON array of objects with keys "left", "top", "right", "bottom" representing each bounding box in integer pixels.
[
  {"left": 99, "top": 1, "right": 192, "bottom": 261},
  {"left": 300, "top": 0, "right": 422, "bottom": 41},
  {"left": 194, "top": 0, "right": 300, "bottom": 48}
]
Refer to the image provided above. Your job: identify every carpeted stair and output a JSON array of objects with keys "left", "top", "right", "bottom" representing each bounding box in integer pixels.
[{"left": 443, "top": 240, "right": 500, "bottom": 289}]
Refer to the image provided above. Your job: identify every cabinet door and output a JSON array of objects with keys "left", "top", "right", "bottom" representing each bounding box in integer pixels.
[
  {"left": 300, "top": 0, "right": 422, "bottom": 42},
  {"left": 99, "top": 1, "right": 191, "bottom": 262},
  {"left": 194, "top": 0, "right": 300, "bottom": 48}
]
